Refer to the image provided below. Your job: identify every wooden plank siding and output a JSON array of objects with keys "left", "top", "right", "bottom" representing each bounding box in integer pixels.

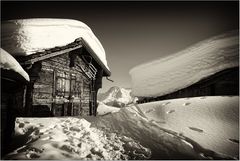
[{"left": 31, "top": 52, "right": 92, "bottom": 116}]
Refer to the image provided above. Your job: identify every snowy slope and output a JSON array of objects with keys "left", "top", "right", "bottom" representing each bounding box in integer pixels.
[
  {"left": 129, "top": 30, "right": 239, "bottom": 97},
  {"left": 1, "top": 18, "right": 110, "bottom": 71},
  {"left": 93, "top": 96, "right": 239, "bottom": 159},
  {"left": 0, "top": 48, "right": 30, "bottom": 82},
  {"left": 97, "top": 102, "right": 120, "bottom": 115},
  {"left": 3, "top": 96, "right": 238, "bottom": 160},
  {"left": 98, "top": 86, "right": 135, "bottom": 107}
]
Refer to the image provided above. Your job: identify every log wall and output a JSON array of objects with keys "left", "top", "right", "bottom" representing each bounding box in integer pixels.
[{"left": 31, "top": 52, "right": 92, "bottom": 116}]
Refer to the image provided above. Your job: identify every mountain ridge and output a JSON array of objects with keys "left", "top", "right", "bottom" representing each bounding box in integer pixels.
[{"left": 98, "top": 86, "right": 136, "bottom": 107}]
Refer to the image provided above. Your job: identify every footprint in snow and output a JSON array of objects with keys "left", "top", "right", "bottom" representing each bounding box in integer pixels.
[
  {"left": 25, "top": 147, "right": 43, "bottom": 159},
  {"left": 18, "top": 122, "right": 25, "bottom": 128},
  {"left": 228, "top": 138, "right": 239, "bottom": 144},
  {"left": 150, "top": 120, "right": 166, "bottom": 124},
  {"left": 33, "top": 129, "right": 40, "bottom": 135},
  {"left": 38, "top": 124, "right": 44, "bottom": 127},
  {"left": 188, "top": 127, "right": 204, "bottom": 133},
  {"left": 40, "top": 136, "right": 52, "bottom": 141},
  {"left": 183, "top": 102, "right": 191, "bottom": 106},
  {"left": 162, "top": 102, "right": 170, "bottom": 106},
  {"left": 60, "top": 144, "right": 75, "bottom": 153},
  {"left": 200, "top": 97, "right": 206, "bottom": 99},
  {"left": 145, "top": 109, "right": 154, "bottom": 113},
  {"left": 155, "top": 121, "right": 166, "bottom": 124},
  {"left": 166, "top": 110, "right": 175, "bottom": 114},
  {"left": 17, "top": 146, "right": 43, "bottom": 159},
  {"left": 17, "top": 145, "right": 29, "bottom": 153}
]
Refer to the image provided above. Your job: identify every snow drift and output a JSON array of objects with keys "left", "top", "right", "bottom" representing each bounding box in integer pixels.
[
  {"left": 98, "top": 86, "right": 136, "bottom": 107},
  {"left": 93, "top": 96, "right": 239, "bottom": 159},
  {"left": 0, "top": 48, "right": 30, "bottom": 82},
  {"left": 97, "top": 102, "right": 120, "bottom": 115},
  {"left": 129, "top": 30, "right": 239, "bottom": 97},
  {"left": 1, "top": 18, "right": 110, "bottom": 72},
  {"left": 4, "top": 96, "right": 238, "bottom": 160}
]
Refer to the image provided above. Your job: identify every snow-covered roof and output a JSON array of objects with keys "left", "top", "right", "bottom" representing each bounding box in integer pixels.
[
  {"left": 1, "top": 18, "right": 110, "bottom": 76},
  {"left": 0, "top": 48, "right": 30, "bottom": 82},
  {"left": 129, "top": 30, "right": 239, "bottom": 97}
]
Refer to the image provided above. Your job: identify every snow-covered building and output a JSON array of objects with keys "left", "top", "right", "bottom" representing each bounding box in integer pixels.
[
  {"left": 129, "top": 30, "right": 239, "bottom": 103},
  {"left": 1, "top": 48, "right": 30, "bottom": 155},
  {"left": 1, "top": 18, "right": 111, "bottom": 117}
]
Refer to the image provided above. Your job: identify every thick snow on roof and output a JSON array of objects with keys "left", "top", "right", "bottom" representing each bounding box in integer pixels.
[
  {"left": 129, "top": 30, "right": 239, "bottom": 97},
  {"left": 1, "top": 18, "right": 110, "bottom": 72},
  {"left": 0, "top": 48, "right": 30, "bottom": 82}
]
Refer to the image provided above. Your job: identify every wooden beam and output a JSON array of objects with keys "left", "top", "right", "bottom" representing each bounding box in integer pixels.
[{"left": 21, "top": 45, "right": 82, "bottom": 65}]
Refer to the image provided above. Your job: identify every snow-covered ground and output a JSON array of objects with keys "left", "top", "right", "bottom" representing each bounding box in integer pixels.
[
  {"left": 4, "top": 96, "right": 239, "bottom": 160},
  {"left": 129, "top": 30, "right": 239, "bottom": 97},
  {"left": 97, "top": 102, "right": 120, "bottom": 115},
  {"left": 94, "top": 96, "right": 239, "bottom": 159},
  {"left": 5, "top": 117, "right": 151, "bottom": 160},
  {"left": 1, "top": 18, "right": 110, "bottom": 71}
]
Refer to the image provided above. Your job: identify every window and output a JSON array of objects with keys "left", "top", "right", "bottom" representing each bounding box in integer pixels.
[
  {"left": 70, "top": 73, "right": 81, "bottom": 98},
  {"left": 56, "top": 71, "right": 70, "bottom": 97},
  {"left": 56, "top": 71, "right": 82, "bottom": 98}
]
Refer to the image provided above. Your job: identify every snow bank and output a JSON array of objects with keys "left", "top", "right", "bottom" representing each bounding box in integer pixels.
[
  {"left": 97, "top": 102, "right": 120, "bottom": 115},
  {"left": 129, "top": 30, "right": 239, "bottom": 97},
  {"left": 93, "top": 96, "right": 239, "bottom": 159},
  {"left": 0, "top": 48, "right": 30, "bottom": 82},
  {"left": 1, "top": 18, "right": 110, "bottom": 71}
]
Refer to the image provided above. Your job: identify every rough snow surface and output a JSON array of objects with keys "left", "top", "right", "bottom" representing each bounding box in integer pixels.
[
  {"left": 1, "top": 18, "right": 109, "bottom": 71},
  {"left": 5, "top": 117, "right": 151, "bottom": 160},
  {"left": 129, "top": 30, "right": 239, "bottom": 97},
  {"left": 4, "top": 96, "right": 238, "bottom": 160},
  {"left": 0, "top": 48, "right": 30, "bottom": 81},
  {"left": 93, "top": 96, "right": 239, "bottom": 159},
  {"left": 97, "top": 102, "right": 120, "bottom": 115}
]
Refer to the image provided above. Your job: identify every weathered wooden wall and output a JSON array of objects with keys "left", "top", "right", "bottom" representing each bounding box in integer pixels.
[
  {"left": 137, "top": 67, "right": 239, "bottom": 104},
  {"left": 30, "top": 52, "right": 92, "bottom": 116}
]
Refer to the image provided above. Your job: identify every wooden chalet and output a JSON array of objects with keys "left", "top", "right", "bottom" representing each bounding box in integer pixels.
[
  {"left": 1, "top": 19, "right": 111, "bottom": 117},
  {"left": 1, "top": 19, "right": 112, "bottom": 156},
  {"left": 131, "top": 30, "right": 239, "bottom": 104},
  {"left": 13, "top": 39, "right": 111, "bottom": 117},
  {"left": 137, "top": 67, "right": 239, "bottom": 104}
]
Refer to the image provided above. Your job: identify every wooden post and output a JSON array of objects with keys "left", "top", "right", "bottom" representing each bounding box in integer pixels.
[
  {"left": 93, "top": 69, "right": 103, "bottom": 116},
  {"left": 52, "top": 69, "right": 56, "bottom": 116},
  {"left": 24, "top": 82, "right": 34, "bottom": 116},
  {"left": 24, "top": 62, "right": 42, "bottom": 116},
  {"left": 89, "top": 81, "right": 93, "bottom": 116}
]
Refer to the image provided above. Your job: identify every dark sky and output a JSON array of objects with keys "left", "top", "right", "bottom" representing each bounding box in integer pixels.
[{"left": 1, "top": 1, "right": 239, "bottom": 92}]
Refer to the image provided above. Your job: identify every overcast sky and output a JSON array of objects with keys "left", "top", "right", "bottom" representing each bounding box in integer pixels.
[{"left": 2, "top": 1, "right": 239, "bottom": 92}]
